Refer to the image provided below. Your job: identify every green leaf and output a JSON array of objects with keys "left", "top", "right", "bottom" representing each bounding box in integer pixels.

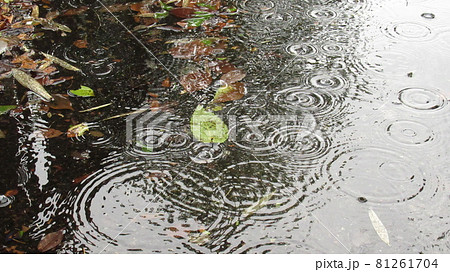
[
  {"left": 154, "top": 10, "right": 169, "bottom": 19},
  {"left": 201, "top": 39, "right": 213, "bottom": 46},
  {"left": 69, "top": 86, "right": 95, "bottom": 97},
  {"left": 190, "top": 105, "right": 228, "bottom": 143},
  {"left": 160, "top": 1, "right": 173, "bottom": 10},
  {"left": 196, "top": 3, "right": 216, "bottom": 10},
  {"left": 186, "top": 18, "right": 207, "bottom": 27},
  {"left": 0, "top": 105, "right": 17, "bottom": 115}
]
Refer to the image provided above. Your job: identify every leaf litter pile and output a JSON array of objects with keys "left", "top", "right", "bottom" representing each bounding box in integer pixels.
[{"left": 0, "top": 0, "right": 250, "bottom": 253}]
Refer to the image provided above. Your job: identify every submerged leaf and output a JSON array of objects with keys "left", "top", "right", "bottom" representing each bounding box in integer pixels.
[
  {"left": 214, "top": 82, "right": 245, "bottom": 103},
  {"left": 243, "top": 191, "right": 275, "bottom": 218},
  {"left": 69, "top": 85, "right": 95, "bottom": 97},
  {"left": 43, "top": 129, "right": 64, "bottom": 139},
  {"left": 67, "top": 123, "right": 90, "bottom": 138},
  {"left": 37, "top": 229, "right": 64, "bottom": 252},
  {"left": 189, "top": 231, "right": 210, "bottom": 245},
  {"left": 169, "top": 40, "right": 213, "bottom": 59},
  {"left": 190, "top": 105, "right": 228, "bottom": 143},
  {"left": 180, "top": 70, "right": 212, "bottom": 92},
  {"left": 220, "top": 69, "right": 246, "bottom": 84},
  {"left": 0, "top": 105, "right": 17, "bottom": 115},
  {"left": 11, "top": 69, "right": 53, "bottom": 101},
  {"left": 45, "top": 94, "right": 74, "bottom": 110},
  {"left": 368, "top": 209, "right": 390, "bottom": 246},
  {"left": 41, "top": 52, "right": 81, "bottom": 72}
]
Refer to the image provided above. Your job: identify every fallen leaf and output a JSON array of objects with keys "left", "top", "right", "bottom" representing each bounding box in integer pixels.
[
  {"left": 4, "top": 189, "right": 18, "bottom": 197},
  {"left": 189, "top": 230, "right": 210, "bottom": 245},
  {"left": 0, "top": 105, "right": 17, "bottom": 115},
  {"left": 67, "top": 123, "right": 89, "bottom": 137},
  {"left": 45, "top": 94, "right": 74, "bottom": 110},
  {"left": 43, "top": 128, "right": 64, "bottom": 139},
  {"left": 0, "top": 130, "right": 5, "bottom": 139},
  {"left": 73, "top": 39, "right": 88, "bottom": 48},
  {"left": 243, "top": 191, "right": 275, "bottom": 218},
  {"left": 220, "top": 69, "right": 246, "bottom": 84},
  {"left": 169, "top": 40, "right": 213, "bottom": 59},
  {"left": 89, "top": 130, "right": 104, "bottom": 137},
  {"left": 214, "top": 82, "right": 245, "bottom": 103},
  {"left": 37, "top": 229, "right": 64, "bottom": 252},
  {"left": 41, "top": 52, "right": 81, "bottom": 72},
  {"left": 11, "top": 69, "right": 53, "bottom": 101},
  {"left": 368, "top": 209, "right": 390, "bottom": 246},
  {"left": 170, "top": 7, "right": 195, "bottom": 18},
  {"left": 73, "top": 173, "right": 91, "bottom": 184},
  {"left": 161, "top": 77, "right": 171, "bottom": 87},
  {"left": 180, "top": 70, "right": 212, "bottom": 92},
  {"left": 190, "top": 105, "right": 228, "bottom": 143},
  {"left": 69, "top": 85, "right": 95, "bottom": 97}
]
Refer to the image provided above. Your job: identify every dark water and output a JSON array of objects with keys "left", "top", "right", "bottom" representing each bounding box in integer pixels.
[{"left": 0, "top": 0, "right": 449, "bottom": 253}]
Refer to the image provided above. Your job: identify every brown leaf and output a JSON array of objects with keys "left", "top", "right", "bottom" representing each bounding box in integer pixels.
[
  {"left": 209, "top": 60, "right": 236, "bottom": 75},
  {"left": 73, "top": 39, "right": 88, "bottom": 48},
  {"left": 180, "top": 70, "right": 212, "bottom": 92},
  {"left": 169, "top": 40, "right": 213, "bottom": 60},
  {"left": 4, "top": 189, "right": 18, "bottom": 197},
  {"left": 214, "top": 82, "right": 245, "bottom": 103},
  {"left": 220, "top": 69, "right": 246, "bottom": 84},
  {"left": 73, "top": 173, "right": 91, "bottom": 184},
  {"left": 170, "top": 7, "right": 195, "bottom": 18},
  {"left": 37, "top": 229, "right": 64, "bottom": 252},
  {"left": 62, "top": 6, "right": 89, "bottom": 16},
  {"left": 162, "top": 77, "right": 171, "bottom": 87},
  {"left": 89, "top": 130, "right": 104, "bottom": 138},
  {"left": 43, "top": 129, "right": 64, "bottom": 139},
  {"left": 45, "top": 94, "right": 74, "bottom": 110}
]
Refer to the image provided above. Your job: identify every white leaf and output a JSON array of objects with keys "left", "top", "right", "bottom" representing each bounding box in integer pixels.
[{"left": 368, "top": 209, "right": 390, "bottom": 246}]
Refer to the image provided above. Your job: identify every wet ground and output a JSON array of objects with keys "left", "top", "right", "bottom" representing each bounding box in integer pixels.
[{"left": 0, "top": 0, "right": 449, "bottom": 253}]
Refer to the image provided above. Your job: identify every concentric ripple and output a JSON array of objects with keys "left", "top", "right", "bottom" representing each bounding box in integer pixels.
[
  {"left": 210, "top": 161, "right": 300, "bottom": 221},
  {"left": 307, "top": 73, "right": 348, "bottom": 92},
  {"left": 269, "top": 125, "right": 331, "bottom": 168},
  {"left": 189, "top": 143, "right": 225, "bottom": 164},
  {"left": 306, "top": 7, "right": 337, "bottom": 20},
  {"left": 238, "top": 0, "right": 276, "bottom": 12},
  {"left": 381, "top": 22, "right": 433, "bottom": 41},
  {"left": 398, "top": 88, "right": 447, "bottom": 111},
  {"left": 69, "top": 123, "right": 116, "bottom": 147},
  {"left": 285, "top": 43, "right": 318, "bottom": 57},
  {"left": 229, "top": 117, "right": 279, "bottom": 157},
  {"left": 326, "top": 147, "right": 442, "bottom": 205},
  {"left": 0, "top": 195, "right": 14, "bottom": 208},
  {"left": 72, "top": 159, "right": 220, "bottom": 252},
  {"left": 384, "top": 120, "right": 435, "bottom": 145},
  {"left": 273, "top": 86, "right": 347, "bottom": 119},
  {"left": 127, "top": 126, "right": 192, "bottom": 158}
]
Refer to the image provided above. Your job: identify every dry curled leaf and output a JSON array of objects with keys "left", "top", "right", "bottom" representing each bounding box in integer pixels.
[{"left": 37, "top": 229, "right": 64, "bottom": 252}]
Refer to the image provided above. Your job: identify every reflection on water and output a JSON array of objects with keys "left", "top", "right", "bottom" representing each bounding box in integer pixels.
[{"left": 1, "top": 0, "right": 449, "bottom": 253}]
